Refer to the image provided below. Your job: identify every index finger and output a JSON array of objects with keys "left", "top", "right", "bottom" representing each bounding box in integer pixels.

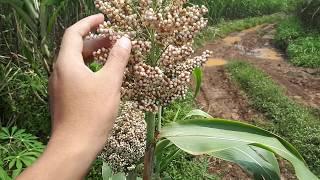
[{"left": 58, "top": 14, "right": 105, "bottom": 64}]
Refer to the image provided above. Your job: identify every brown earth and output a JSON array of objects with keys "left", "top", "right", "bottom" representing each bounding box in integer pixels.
[{"left": 196, "top": 24, "right": 320, "bottom": 180}]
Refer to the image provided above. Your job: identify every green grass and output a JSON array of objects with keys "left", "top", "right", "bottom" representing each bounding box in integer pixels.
[
  {"left": 287, "top": 36, "right": 320, "bottom": 68},
  {"left": 194, "top": 13, "right": 284, "bottom": 49},
  {"left": 190, "top": 0, "right": 287, "bottom": 24},
  {"left": 275, "top": 17, "right": 320, "bottom": 68},
  {"left": 274, "top": 17, "right": 305, "bottom": 50},
  {"left": 227, "top": 61, "right": 320, "bottom": 176},
  {"left": 161, "top": 150, "right": 218, "bottom": 180}
]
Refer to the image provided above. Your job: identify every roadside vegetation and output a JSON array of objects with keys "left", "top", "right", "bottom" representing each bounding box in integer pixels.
[
  {"left": 274, "top": 0, "right": 320, "bottom": 68},
  {"left": 228, "top": 61, "right": 320, "bottom": 176},
  {"left": 190, "top": 0, "right": 288, "bottom": 24}
]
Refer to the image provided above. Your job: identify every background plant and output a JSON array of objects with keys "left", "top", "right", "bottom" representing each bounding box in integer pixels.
[
  {"left": 189, "top": 0, "right": 287, "bottom": 24},
  {"left": 0, "top": 127, "right": 44, "bottom": 179}
]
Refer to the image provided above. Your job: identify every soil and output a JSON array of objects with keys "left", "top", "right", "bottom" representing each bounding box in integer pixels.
[{"left": 195, "top": 24, "right": 320, "bottom": 180}]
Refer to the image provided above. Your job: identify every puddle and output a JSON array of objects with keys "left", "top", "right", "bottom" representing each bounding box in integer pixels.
[
  {"left": 206, "top": 58, "right": 228, "bottom": 67},
  {"left": 222, "top": 25, "right": 265, "bottom": 46},
  {"left": 222, "top": 36, "right": 241, "bottom": 46},
  {"left": 250, "top": 48, "right": 283, "bottom": 61}
]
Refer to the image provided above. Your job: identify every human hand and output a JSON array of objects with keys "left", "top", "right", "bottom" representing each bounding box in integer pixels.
[
  {"left": 18, "top": 14, "right": 132, "bottom": 180},
  {"left": 50, "top": 13, "right": 132, "bottom": 152}
]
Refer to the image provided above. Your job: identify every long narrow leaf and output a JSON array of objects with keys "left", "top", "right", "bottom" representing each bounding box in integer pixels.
[
  {"left": 183, "top": 109, "right": 212, "bottom": 120},
  {"left": 211, "top": 145, "right": 280, "bottom": 180},
  {"left": 253, "top": 146, "right": 280, "bottom": 176},
  {"left": 192, "top": 67, "right": 202, "bottom": 98},
  {"left": 160, "top": 119, "right": 318, "bottom": 180}
]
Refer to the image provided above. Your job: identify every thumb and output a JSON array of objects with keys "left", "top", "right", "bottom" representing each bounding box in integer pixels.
[{"left": 99, "top": 37, "right": 132, "bottom": 84}]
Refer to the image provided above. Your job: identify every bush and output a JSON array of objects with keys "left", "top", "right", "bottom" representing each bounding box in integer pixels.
[
  {"left": 275, "top": 16, "right": 320, "bottom": 68},
  {"left": 287, "top": 36, "right": 320, "bottom": 68},
  {"left": 298, "top": 0, "right": 320, "bottom": 30},
  {"left": 190, "top": 0, "right": 287, "bottom": 24},
  {"left": 0, "top": 60, "right": 50, "bottom": 139},
  {"left": 274, "top": 17, "right": 305, "bottom": 50},
  {"left": 227, "top": 61, "right": 320, "bottom": 176}
]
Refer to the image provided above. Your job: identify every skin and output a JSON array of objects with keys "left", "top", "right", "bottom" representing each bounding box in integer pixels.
[{"left": 17, "top": 14, "right": 132, "bottom": 180}]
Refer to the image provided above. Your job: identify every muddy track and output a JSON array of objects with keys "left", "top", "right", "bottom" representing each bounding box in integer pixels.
[{"left": 195, "top": 24, "right": 320, "bottom": 179}]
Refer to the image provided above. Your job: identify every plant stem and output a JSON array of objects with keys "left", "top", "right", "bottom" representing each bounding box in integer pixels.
[
  {"left": 157, "top": 106, "right": 162, "bottom": 132},
  {"left": 155, "top": 106, "right": 162, "bottom": 179},
  {"left": 143, "top": 112, "right": 156, "bottom": 180}
]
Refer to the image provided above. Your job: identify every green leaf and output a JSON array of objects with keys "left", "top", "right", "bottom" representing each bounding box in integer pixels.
[
  {"left": 47, "top": 1, "right": 65, "bottom": 35},
  {"left": 12, "top": 168, "right": 22, "bottom": 179},
  {"left": 43, "top": 0, "right": 65, "bottom": 5},
  {"left": 0, "top": 165, "right": 11, "bottom": 180},
  {"left": 192, "top": 67, "right": 202, "bottom": 98},
  {"left": 211, "top": 145, "right": 280, "bottom": 180},
  {"left": 102, "top": 162, "right": 112, "bottom": 180},
  {"left": 112, "top": 173, "right": 126, "bottom": 180},
  {"left": 160, "top": 119, "right": 318, "bottom": 180},
  {"left": 183, "top": 109, "right": 212, "bottom": 120},
  {"left": 8, "top": 159, "right": 16, "bottom": 170},
  {"left": 16, "top": 159, "right": 23, "bottom": 170},
  {"left": 252, "top": 146, "right": 280, "bottom": 176},
  {"left": 6, "top": 2, "right": 37, "bottom": 31}
]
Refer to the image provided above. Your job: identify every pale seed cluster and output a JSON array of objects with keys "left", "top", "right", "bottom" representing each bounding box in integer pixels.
[
  {"left": 91, "top": 0, "right": 212, "bottom": 112},
  {"left": 100, "top": 102, "right": 146, "bottom": 172}
]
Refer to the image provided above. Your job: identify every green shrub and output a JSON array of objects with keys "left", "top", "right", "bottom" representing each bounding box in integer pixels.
[
  {"left": 0, "top": 127, "right": 44, "bottom": 179},
  {"left": 298, "top": 0, "right": 320, "bottom": 30},
  {"left": 227, "top": 61, "right": 320, "bottom": 176},
  {"left": 190, "top": 0, "right": 287, "bottom": 24},
  {"left": 274, "top": 17, "right": 305, "bottom": 50},
  {"left": 0, "top": 60, "right": 50, "bottom": 139},
  {"left": 275, "top": 16, "right": 320, "bottom": 68},
  {"left": 287, "top": 36, "right": 320, "bottom": 68}
]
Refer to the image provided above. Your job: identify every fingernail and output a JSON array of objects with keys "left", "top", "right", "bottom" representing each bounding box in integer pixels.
[{"left": 118, "top": 37, "right": 131, "bottom": 50}]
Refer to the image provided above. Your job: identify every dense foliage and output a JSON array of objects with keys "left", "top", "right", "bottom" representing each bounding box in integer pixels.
[
  {"left": 298, "top": 0, "right": 320, "bottom": 30},
  {"left": 190, "top": 0, "right": 287, "bottom": 24},
  {"left": 0, "top": 127, "right": 44, "bottom": 179},
  {"left": 228, "top": 61, "right": 320, "bottom": 176},
  {"left": 275, "top": 17, "right": 320, "bottom": 68}
]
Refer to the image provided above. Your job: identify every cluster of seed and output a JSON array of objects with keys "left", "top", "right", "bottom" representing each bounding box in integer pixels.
[
  {"left": 91, "top": 0, "right": 211, "bottom": 112},
  {"left": 100, "top": 102, "right": 146, "bottom": 173}
]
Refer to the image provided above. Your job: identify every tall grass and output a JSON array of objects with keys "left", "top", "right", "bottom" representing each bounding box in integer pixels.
[
  {"left": 190, "top": 0, "right": 287, "bottom": 24},
  {"left": 0, "top": 0, "right": 97, "bottom": 138},
  {"left": 297, "top": 0, "right": 320, "bottom": 30}
]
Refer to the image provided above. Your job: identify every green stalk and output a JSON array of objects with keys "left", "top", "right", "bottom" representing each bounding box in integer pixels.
[
  {"left": 155, "top": 106, "right": 162, "bottom": 179},
  {"left": 143, "top": 112, "right": 156, "bottom": 180}
]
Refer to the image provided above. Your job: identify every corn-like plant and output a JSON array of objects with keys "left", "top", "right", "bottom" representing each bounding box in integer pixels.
[
  {"left": 0, "top": 0, "right": 67, "bottom": 75},
  {"left": 89, "top": 0, "right": 318, "bottom": 180}
]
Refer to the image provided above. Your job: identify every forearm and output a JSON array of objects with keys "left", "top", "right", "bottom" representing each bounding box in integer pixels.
[{"left": 17, "top": 128, "right": 106, "bottom": 180}]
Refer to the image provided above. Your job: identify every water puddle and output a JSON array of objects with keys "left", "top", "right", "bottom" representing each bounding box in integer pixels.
[
  {"left": 250, "top": 48, "right": 283, "bottom": 61},
  {"left": 222, "top": 36, "right": 241, "bottom": 46},
  {"left": 206, "top": 58, "right": 228, "bottom": 67},
  {"left": 222, "top": 25, "right": 265, "bottom": 46}
]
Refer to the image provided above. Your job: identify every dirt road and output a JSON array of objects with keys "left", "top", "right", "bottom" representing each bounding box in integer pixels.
[{"left": 196, "top": 24, "right": 320, "bottom": 180}]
